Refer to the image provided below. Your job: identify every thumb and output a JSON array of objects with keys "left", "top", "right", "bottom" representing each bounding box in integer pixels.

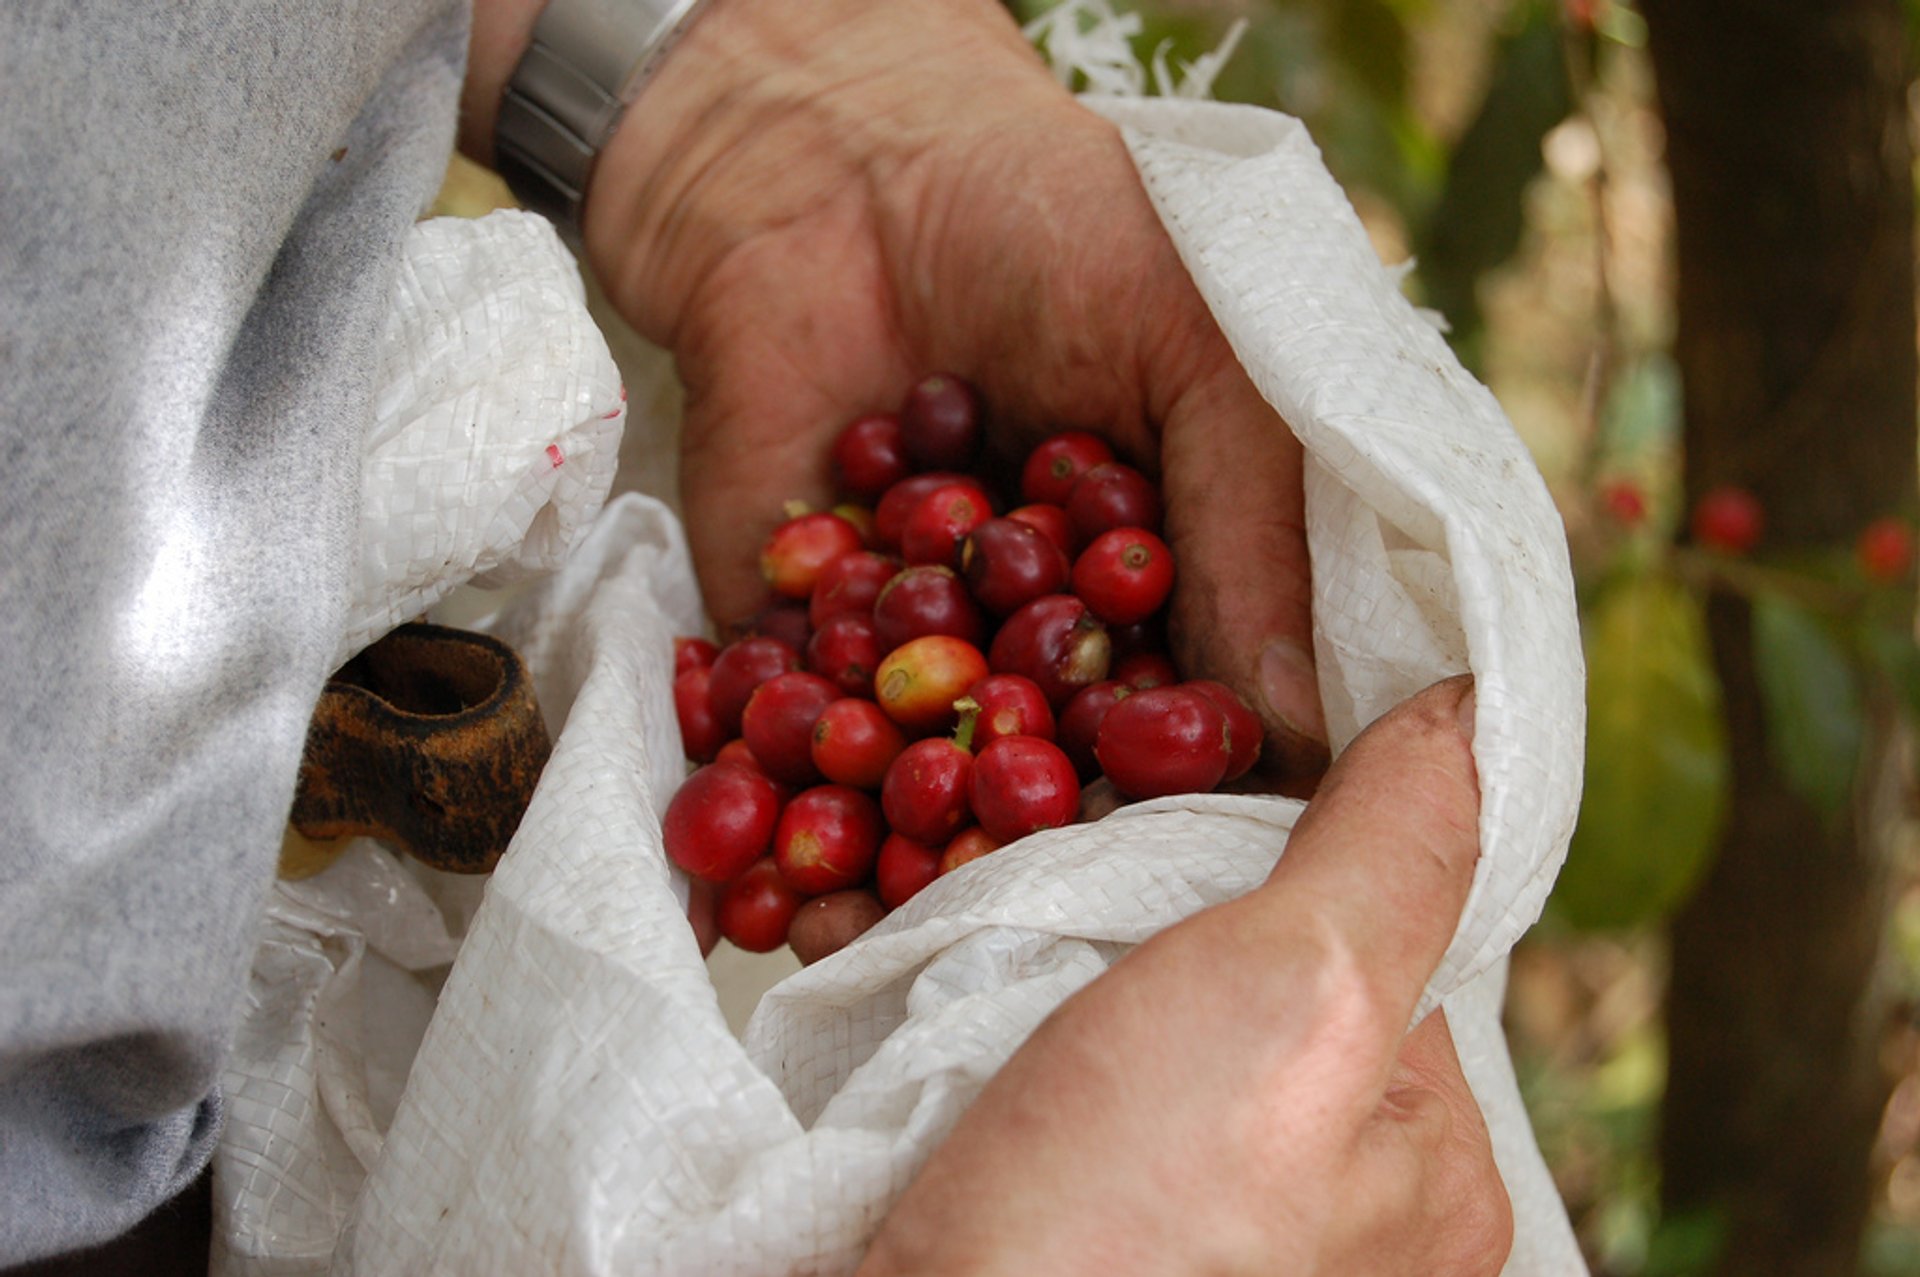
[{"left": 1263, "top": 674, "right": 1481, "bottom": 1046}]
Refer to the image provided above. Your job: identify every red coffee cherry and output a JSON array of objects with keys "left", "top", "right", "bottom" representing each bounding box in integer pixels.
[
  {"left": 901, "top": 482, "right": 994, "bottom": 569},
  {"left": 809, "top": 551, "right": 900, "bottom": 627},
  {"left": 740, "top": 671, "right": 841, "bottom": 786},
  {"left": 938, "top": 827, "right": 1002, "bottom": 875},
  {"left": 1691, "top": 485, "right": 1764, "bottom": 554},
  {"left": 806, "top": 613, "right": 883, "bottom": 699},
  {"left": 872, "top": 565, "right": 985, "bottom": 653},
  {"left": 707, "top": 636, "right": 800, "bottom": 737},
  {"left": 900, "top": 373, "right": 984, "bottom": 470},
  {"left": 664, "top": 762, "right": 784, "bottom": 883},
  {"left": 970, "top": 736, "right": 1081, "bottom": 843},
  {"left": 966, "top": 674, "right": 1056, "bottom": 747},
  {"left": 988, "top": 594, "right": 1111, "bottom": 709},
  {"left": 882, "top": 731, "right": 977, "bottom": 845},
  {"left": 718, "top": 858, "right": 805, "bottom": 953},
  {"left": 1021, "top": 431, "right": 1116, "bottom": 507},
  {"left": 875, "top": 635, "right": 990, "bottom": 735},
  {"left": 1094, "top": 685, "right": 1231, "bottom": 799},
  {"left": 1185, "top": 679, "right": 1264, "bottom": 782},
  {"left": 1072, "top": 527, "right": 1175, "bottom": 625},
  {"left": 962, "top": 517, "right": 1071, "bottom": 617},
  {"left": 832, "top": 413, "right": 911, "bottom": 499},
  {"left": 761, "top": 511, "right": 864, "bottom": 599},
  {"left": 1067, "top": 462, "right": 1162, "bottom": 543},
  {"left": 875, "top": 833, "right": 942, "bottom": 908},
  {"left": 774, "top": 785, "right": 885, "bottom": 895},
  {"left": 811, "top": 698, "right": 908, "bottom": 790},
  {"left": 1858, "top": 516, "right": 1915, "bottom": 584},
  {"left": 673, "top": 665, "right": 725, "bottom": 762}
]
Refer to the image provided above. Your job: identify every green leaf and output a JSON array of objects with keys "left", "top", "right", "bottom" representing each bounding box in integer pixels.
[
  {"left": 1751, "top": 592, "right": 1865, "bottom": 818},
  {"left": 1553, "top": 574, "right": 1728, "bottom": 931}
]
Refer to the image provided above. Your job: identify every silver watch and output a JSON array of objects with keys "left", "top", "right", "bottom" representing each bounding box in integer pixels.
[{"left": 494, "top": 0, "right": 713, "bottom": 230}]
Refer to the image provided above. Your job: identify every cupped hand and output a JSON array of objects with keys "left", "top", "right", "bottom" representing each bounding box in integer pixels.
[
  {"left": 854, "top": 674, "right": 1511, "bottom": 1276},
  {"left": 584, "top": 0, "right": 1328, "bottom": 781}
]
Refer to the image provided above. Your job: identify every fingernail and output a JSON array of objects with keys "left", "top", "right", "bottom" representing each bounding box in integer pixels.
[{"left": 1259, "top": 638, "right": 1327, "bottom": 743}]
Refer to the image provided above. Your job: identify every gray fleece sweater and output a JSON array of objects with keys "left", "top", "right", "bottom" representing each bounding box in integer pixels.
[{"left": 0, "top": 1, "right": 469, "bottom": 1261}]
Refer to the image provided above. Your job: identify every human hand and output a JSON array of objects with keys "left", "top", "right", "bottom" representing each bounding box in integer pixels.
[
  {"left": 853, "top": 675, "right": 1512, "bottom": 1276},
  {"left": 581, "top": 0, "right": 1329, "bottom": 782}
]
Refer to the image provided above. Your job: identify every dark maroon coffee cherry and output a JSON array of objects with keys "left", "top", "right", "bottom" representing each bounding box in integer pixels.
[
  {"left": 899, "top": 373, "right": 984, "bottom": 470},
  {"left": 962, "top": 517, "right": 1071, "bottom": 617}
]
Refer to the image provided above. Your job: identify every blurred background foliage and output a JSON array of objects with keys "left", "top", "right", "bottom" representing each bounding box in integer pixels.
[{"left": 999, "top": 0, "right": 1920, "bottom": 1273}]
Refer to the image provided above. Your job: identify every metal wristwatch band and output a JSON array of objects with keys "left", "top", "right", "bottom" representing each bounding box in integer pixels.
[{"left": 495, "top": 0, "right": 712, "bottom": 231}]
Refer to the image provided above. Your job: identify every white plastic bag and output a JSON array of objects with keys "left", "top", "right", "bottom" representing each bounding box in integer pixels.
[{"left": 216, "top": 101, "right": 1589, "bottom": 1277}]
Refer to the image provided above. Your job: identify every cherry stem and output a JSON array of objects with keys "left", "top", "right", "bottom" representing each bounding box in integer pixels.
[{"left": 951, "top": 697, "right": 982, "bottom": 753}]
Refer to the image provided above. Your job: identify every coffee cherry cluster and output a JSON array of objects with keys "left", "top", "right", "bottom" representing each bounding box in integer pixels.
[{"left": 665, "top": 373, "right": 1263, "bottom": 958}]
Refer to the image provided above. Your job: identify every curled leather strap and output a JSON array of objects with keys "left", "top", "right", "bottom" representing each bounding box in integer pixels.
[{"left": 291, "top": 622, "right": 551, "bottom": 874}]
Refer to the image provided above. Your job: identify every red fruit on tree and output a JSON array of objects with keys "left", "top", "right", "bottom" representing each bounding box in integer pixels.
[
  {"left": 674, "top": 665, "right": 725, "bottom": 762},
  {"left": 1072, "top": 527, "right": 1175, "bottom": 625},
  {"left": 663, "top": 762, "right": 784, "bottom": 883},
  {"left": 1858, "top": 516, "right": 1915, "bottom": 583},
  {"left": 811, "top": 697, "right": 908, "bottom": 789},
  {"left": 774, "top": 784, "right": 885, "bottom": 895},
  {"left": 875, "top": 635, "right": 990, "bottom": 735},
  {"left": 806, "top": 613, "right": 884, "bottom": 699},
  {"left": 1067, "top": 461, "right": 1162, "bottom": 544},
  {"left": 1691, "top": 485, "right": 1764, "bottom": 554},
  {"left": 970, "top": 736, "right": 1081, "bottom": 843},
  {"left": 1021, "top": 431, "right": 1115, "bottom": 507},
  {"left": 1599, "top": 478, "right": 1648, "bottom": 528},
  {"left": 831, "top": 413, "right": 911, "bottom": 498},
  {"left": 876, "top": 833, "right": 942, "bottom": 908},
  {"left": 707, "top": 636, "right": 800, "bottom": 737},
  {"left": 718, "top": 858, "right": 804, "bottom": 953},
  {"left": 900, "top": 373, "right": 984, "bottom": 470},
  {"left": 988, "top": 594, "right": 1112, "bottom": 708},
  {"left": 962, "top": 517, "right": 1071, "bottom": 616},
  {"left": 740, "top": 671, "right": 841, "bottom": 786},
  {"left": 761, "top": 511, "right": 864, "bottom": 599},
  {"left": 1095, "top": 686, "right": 1232, "bottom": 799}
]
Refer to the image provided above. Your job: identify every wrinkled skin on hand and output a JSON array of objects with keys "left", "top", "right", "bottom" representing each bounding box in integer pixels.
[{"left": 585, "top": 0, "right": 1328, "bottom": 784}]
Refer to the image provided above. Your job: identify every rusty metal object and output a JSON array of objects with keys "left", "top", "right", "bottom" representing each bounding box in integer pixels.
[{"left": 291, "top": 622, "right": 551, "bottom": 874}]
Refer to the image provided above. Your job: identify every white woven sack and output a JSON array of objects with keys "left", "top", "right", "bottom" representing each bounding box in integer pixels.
[
  {"left": 215, "top": 99, "right": 1591, "bottom": 1277},
  {"left": 211, "top": 208, "right": 624, "bottom": 1275}
]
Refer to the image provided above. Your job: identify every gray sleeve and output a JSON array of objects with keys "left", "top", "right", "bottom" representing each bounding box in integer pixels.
[{"left": 0, "top": 0, "right": 469, "bottom": 1261}]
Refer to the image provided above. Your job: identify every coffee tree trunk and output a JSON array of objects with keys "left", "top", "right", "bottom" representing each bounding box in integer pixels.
[{"left": 1639, "top": 1, "right": 1915, "bottom": 1272}]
